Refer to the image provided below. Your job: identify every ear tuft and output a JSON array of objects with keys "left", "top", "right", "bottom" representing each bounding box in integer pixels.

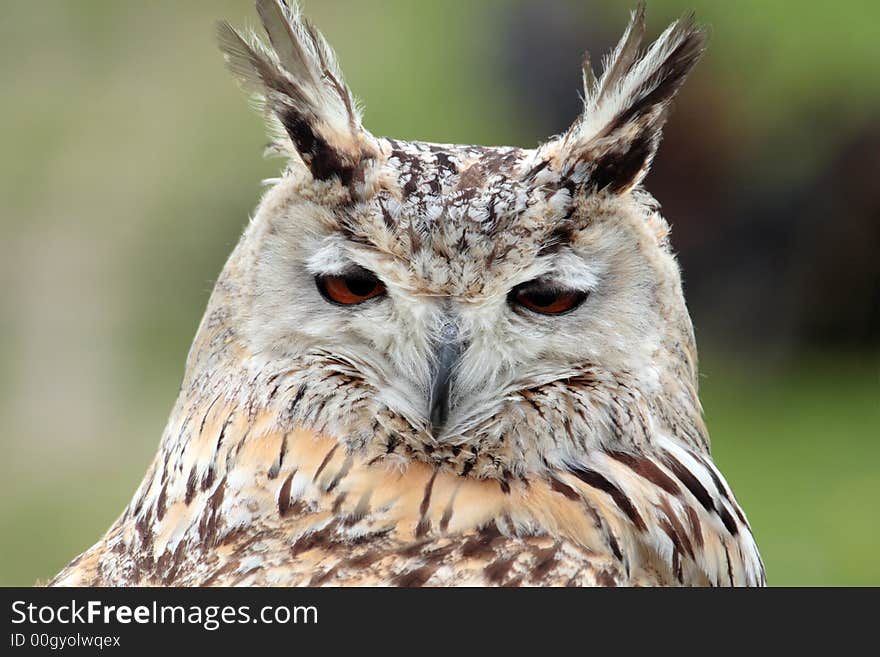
[
  {"left": 217, "top": 0, "right": 376, "bottom": 189},
  {"left": 553, "top": 3, "right": 706, "bottom": 194}
]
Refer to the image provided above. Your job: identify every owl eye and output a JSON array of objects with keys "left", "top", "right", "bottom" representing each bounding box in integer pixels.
[
  {"left": 316, "top": 268, "right": 386, "bottom": 306},
  {"left": 509, "top": 280, "right": 588, "bottom": 315}
]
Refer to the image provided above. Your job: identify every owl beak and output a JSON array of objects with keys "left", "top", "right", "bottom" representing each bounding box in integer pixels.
[{"left": 429, "top": 321, "right": 463, "bottom": 435}]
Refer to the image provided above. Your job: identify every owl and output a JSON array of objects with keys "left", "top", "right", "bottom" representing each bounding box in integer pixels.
[{"left": 50, "top": 0, "right": 765, "bottom": 587}]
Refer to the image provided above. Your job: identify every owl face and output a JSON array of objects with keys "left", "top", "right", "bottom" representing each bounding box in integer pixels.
[
  {"left": 217, "top": 2, "right": 707, "bottom": 474},
  {"left": 242, "top": 139, "right": 676, "bottom": 451}
]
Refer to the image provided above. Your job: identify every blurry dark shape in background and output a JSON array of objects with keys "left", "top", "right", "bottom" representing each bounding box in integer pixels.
[
  {"left": 499, "top": 0, "right": 879, "bottom": 359},
  {"left": 499, "top": 1, "right": 606, "bottom": 137}
]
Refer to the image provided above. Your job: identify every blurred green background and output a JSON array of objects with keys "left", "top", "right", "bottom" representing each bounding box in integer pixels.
[{"left": 0, "top": 0, "right": 877, "bottom": 586}]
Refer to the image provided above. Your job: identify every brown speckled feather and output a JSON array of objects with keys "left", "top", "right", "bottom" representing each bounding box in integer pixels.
[{"left": 52, "top": 320, "right": 761, "bottom": 586}]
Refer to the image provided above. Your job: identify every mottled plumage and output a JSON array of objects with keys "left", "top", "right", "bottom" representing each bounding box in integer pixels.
[{"left": 51, "top": 0, "right": 764, "bottom": 587}]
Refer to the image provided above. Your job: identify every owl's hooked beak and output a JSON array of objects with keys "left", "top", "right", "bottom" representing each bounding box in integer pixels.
[{"left": 428, "top": 320, "right": 463, "bottom": 436}]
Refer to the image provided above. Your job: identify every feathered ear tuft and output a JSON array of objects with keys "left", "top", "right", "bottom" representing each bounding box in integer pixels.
[
  {"left": 551, "top": 3, "right": 706, "bottom": 194},
  {"left": 217, "top": 0, "right": 377, "bottom": 189}
]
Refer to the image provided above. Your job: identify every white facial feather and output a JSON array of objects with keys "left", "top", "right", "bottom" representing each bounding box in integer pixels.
[{"left": 304, "top": 238, "right": 353, "bottom": 276}]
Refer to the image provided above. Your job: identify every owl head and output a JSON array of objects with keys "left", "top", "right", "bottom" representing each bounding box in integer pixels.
[{"left": 205, "top": 1, "right": 708, "bottom": 481}]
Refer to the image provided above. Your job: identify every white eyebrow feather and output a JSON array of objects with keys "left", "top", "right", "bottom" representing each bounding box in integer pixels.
[
  {"left": 305, "top": 238, "right": 354, "bottom": 275},
  {"left": 543, "top": 250, "right": 605, "bottom": 291}
]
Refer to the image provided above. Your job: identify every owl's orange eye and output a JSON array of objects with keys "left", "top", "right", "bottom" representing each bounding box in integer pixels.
[
  {"left": 316, "top": 269, "right": 386, "bottom": 305},
  {"left": 509, "top": 281, "right": 588, "bottom": 315}
]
